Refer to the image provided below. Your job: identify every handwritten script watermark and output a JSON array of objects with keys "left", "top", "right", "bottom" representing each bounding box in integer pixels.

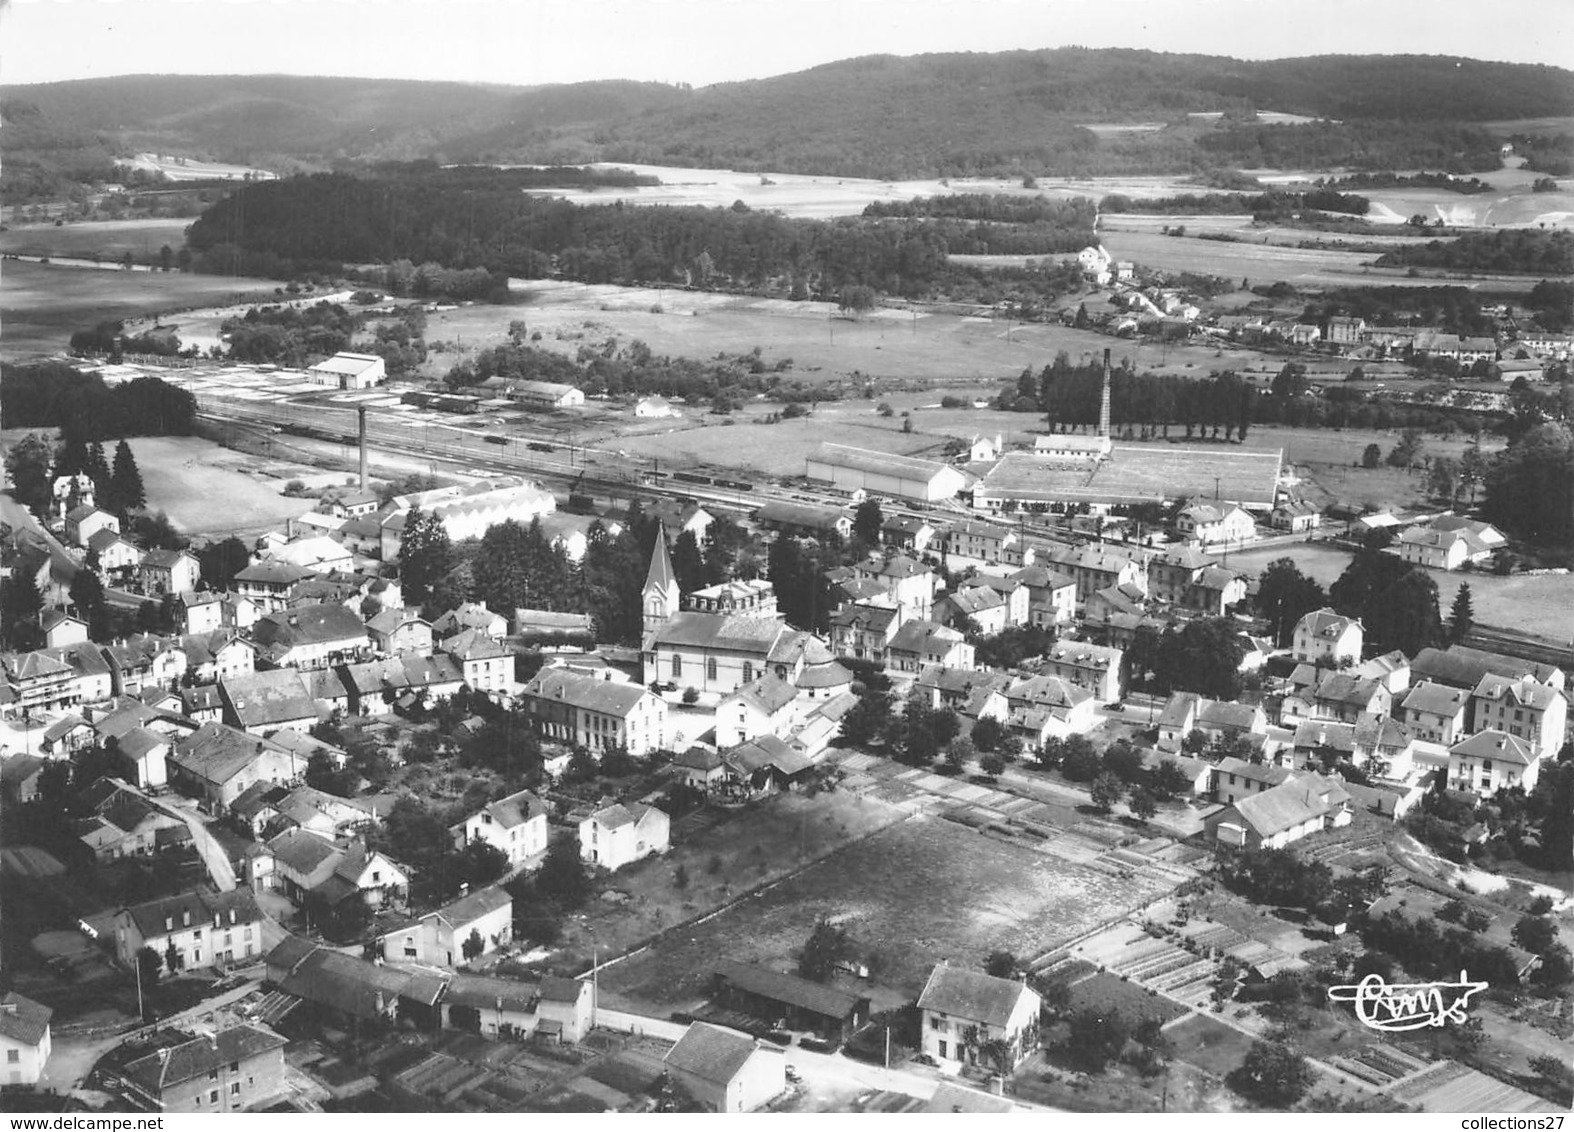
[{"left": 1326, "top": 971, "right": 1488, "bottom": 1031}]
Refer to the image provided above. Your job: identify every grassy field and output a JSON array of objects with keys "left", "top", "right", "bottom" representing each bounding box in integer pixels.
[
  {"left": 117, "top": 435, "right": 324, "bottom": 537},
  {"left": 1, "top": 259, "right": 278, "bottom": 359},
  {"left": 0, "top": 218, "right": 193, "bottom": 261},
  {"left": 593, "top": 813, "right": 1164, "bottom": 1015},
  {"left": 1167, "top": 1014, "right": 1256, "bottom": 1078},
  {"left": 424, "top": 279, "right": 1294, "bottom": 391}
]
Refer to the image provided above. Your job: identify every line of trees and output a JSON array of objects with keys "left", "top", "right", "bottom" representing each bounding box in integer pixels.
[{"left": 1001, "top": 352, "right": 1258, "bottom": 442}]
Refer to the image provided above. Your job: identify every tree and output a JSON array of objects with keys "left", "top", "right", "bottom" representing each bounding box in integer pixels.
[
  {"left": 164, "top": 939, "right": 183, "bottom": 974},
  {"left": 1153, "top": 618, "right": 1246, "bottom": 698},
  {"left": 1361, "top": 443, "right": 1383, "bottom": 469},
  {"left": 197, "top": 535, "right": 253, "bottom": 592},
  {"left": 106, "top": 439, "right": 146, "bottom": 515},
  {"left": 1482, "top": 423, "right": 1574, "bottom": 546},
  {"left": 980, "top": 750, "right": 1007, "bottom": 777},
  {"left": 838, "top": 688, "right": 892, "bottom": 747},
  {"left": 1511, "top": 913, "right": 1556, "bottom": 955},
  {"left": 3, "top": 432, "right": 55, "bottom": 514},
  {"left": 1151, "top": 760, "right": 1192, "bottom": 799},
  {"left": 1448, "top": 583, "right": 1474, "bottom": 645},
  {"left": 1066, "top": 1007, "right": 1130, "bottom": 1071},
  {"left": 461, "top": 927, "right": 485, "bottom": 962},
  {"left": 1102, "top": 738, "right": 1145, "bottom": 783},
  {"left": 984, "top": 950, "right": 1019, "bottom": 979},
  {"left": 398, "top": 507, "right": 455, "bottom": 612},
  {"left": 851, "top": 498, "right": 884, "bottom": 547},
  {"left": 0, "top": 568, "right": 45, "bottom": 652},
  {"left": 1059, "top": 736, "right": 1102, "bottom": 782},
  {"left": 798, "top": 915, "right": 851, "bottom": 982},
  {"left": 536, "top": 836, "right": 592, "bottom": 908},
  {"left": 945, "top": 736, "right": 975, "bottom": 772},
  {"left": 1230, "top": 1041, "right": 1315, "bottom": 1106},
  {"left": 1090, "top": 772, "right": 1123, "bottom": 813},
  {"left": 971, "top": 716, "right": 1008, "bottom": 752},
  {"left": 137, "top": 946, "right": 163, "bottom": 995},
  {"left": 1255, "top": 558, "right": 1328, "bottom": 648},
  {"left": 1128, "top": 786, "right": 1158, "bottom": 821},
  {"left": 837, "top": 285, "right": 876, "bottom": 317},
  {"left": 1528, "top": 1055, "right": 1574, "bottom": 1106}
]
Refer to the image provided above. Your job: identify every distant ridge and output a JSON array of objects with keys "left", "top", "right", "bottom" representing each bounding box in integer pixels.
[{"left": 5, "top": 49, "right": 1572, "bottom": 188}]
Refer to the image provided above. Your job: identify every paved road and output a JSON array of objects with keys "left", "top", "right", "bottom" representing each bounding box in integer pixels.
[{"left": 152, "top": 793, "right": 237, "bottom": 891}]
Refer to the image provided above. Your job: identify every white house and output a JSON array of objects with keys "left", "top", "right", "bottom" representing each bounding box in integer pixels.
[
  {"left": 452, "top": 788, "right": 549, "bottom": 871},
  {"left": 578, "top": 802, "right": 670, "bottom": 871},
  {"left": 0, "top": 991, "right": 52, "bottom": 1086},
  {"left": 380, "top": 886, "right": 512, "bottom": 968},
  {"left": 1448, "top": 730, "right": 1545, "bottom": 795},
  {"left": 1470, "top": 674, "right": 1567, "bottom": 761},
  {"left": 634, "top": 395, "right": 679, "bottom": 418},
  {"left": 916, "top": 961, "right": 1041, "bottom": 1071},
  {"left": 663, "top": 1023, "right": 785, "bottom": 1114},
  {"left": 715, "top": 673, "right": 799, "bottom": 749},
  {"left": 1291, "top": 608, "right": 1364, "bottom": 666},
  {"left": 1176, "top": 501, "right": 1255, "bottom": 546}
]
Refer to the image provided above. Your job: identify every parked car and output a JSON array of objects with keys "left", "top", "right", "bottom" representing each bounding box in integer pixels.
[{"left": 785, "top": 1065, "right": 801, "bottom": 1084}]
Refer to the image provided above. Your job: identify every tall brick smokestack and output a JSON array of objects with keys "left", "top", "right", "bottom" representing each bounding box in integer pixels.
[{"left": 1099, "top": 348, "right": 1112, "bottom": 439}]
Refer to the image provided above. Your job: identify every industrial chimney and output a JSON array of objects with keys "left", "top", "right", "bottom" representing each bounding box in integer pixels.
[
  {"left": 1098, "top": 348, "right": 1112, "bottom": 439},
  {"left": 357, "top": 407, "right": 369, "bottom": 491}
]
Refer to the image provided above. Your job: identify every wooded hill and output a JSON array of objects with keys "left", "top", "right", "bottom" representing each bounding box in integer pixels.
[{"left": 7, "top": 50, "right": 1573, "bottom": 192}]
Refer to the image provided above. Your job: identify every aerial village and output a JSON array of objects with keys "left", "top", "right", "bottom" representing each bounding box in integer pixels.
[{"left": 1, "top": 355, "right": 1571, "bottom": 1116}]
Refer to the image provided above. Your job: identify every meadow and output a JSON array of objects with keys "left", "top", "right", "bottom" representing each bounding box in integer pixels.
[
  {"left": 0, "top": 259, "right": 278, "bottom": 359},
  {"left": 0, "top": 218, "right": 193, "bottom": 261}
]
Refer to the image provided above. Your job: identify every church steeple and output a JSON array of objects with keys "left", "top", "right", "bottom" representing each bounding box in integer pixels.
[{"left": 642, "top": 523, "right": 680, "bottom": 635}]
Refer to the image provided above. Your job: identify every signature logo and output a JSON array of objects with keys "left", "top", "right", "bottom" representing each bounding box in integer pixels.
[{"left": 1326, "top": 971, "right": 1488, "bottom": 1031}]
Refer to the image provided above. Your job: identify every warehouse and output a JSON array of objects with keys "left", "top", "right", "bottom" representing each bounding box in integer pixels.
[
  {"left": 975, "top": 446, "right": 1281, "bottom": 514},
  {"left": 805, "top": 443, "right": 969, "bottom": 503},
  {"left": 308, "top": 352, "right": 386, "bottom": 390}
]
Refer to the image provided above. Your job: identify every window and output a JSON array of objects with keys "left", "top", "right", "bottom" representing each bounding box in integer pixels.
[
  {"left": 210, "top": 1090, "right": 219, "bottom": 1105},
  {"left": 230, "top": 1061, "right": 239, "bottom": 1073},
  {"left": 706, "top": 657, "right": 718, "bottom": 681},
  {"left": 209, "top": 1069, "right": 218, "bottom": 1081},
  {"left": 231, "top": 1083, "right": 241, "bottom": 1096},
  {"left": 671, "top": 654, "right": 682, "bottom": 678},
  {"left": 5, "top": 1050, "right": 17, "bottom": 1064},
  {"left": 742, "top": 662, "right": 754, "bottom": 683}
]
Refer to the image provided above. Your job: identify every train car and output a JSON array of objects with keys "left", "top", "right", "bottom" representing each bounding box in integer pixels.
[{"left": 527, "top": 441, "right": 556, "bottom": 453}]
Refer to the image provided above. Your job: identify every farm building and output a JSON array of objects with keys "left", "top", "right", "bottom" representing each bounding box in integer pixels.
[
  {"left": 308, "top": 353, "right": 386, "bottom": 390},
  {"left": 710, "top": 961, "right": 872, "bottom": 1043},
  {"left": 805, "top": 443, "right": 969, "bottom": 503}
]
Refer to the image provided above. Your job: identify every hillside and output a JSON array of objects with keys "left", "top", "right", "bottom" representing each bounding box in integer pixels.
[{"left": 6, "top": 50, "right": 1572, "bottom": 195}]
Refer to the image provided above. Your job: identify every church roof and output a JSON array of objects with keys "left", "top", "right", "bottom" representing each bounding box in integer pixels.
[{"left": 645, "top": 523, "right": 676, "bottom": 596}]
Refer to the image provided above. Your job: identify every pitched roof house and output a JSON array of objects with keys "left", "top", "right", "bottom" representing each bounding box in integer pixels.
[{"left": 916, "top": 961, "right": 1041, "bottom": 1071}]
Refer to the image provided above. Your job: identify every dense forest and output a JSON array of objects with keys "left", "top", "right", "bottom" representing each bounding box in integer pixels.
[
  {"left": 1374, "top": 230, "right": 1574, "bottom": 275},
  {"left": 184, "top": 172, "right": 1098, "bottom": 297},
  {"left": 7, "top": 52, "right": 1571, "bottom": 193}
]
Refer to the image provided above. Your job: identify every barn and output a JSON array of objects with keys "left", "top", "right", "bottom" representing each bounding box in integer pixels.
[{"left": 805, "top": 443, "right": 968, "bottom": 503}]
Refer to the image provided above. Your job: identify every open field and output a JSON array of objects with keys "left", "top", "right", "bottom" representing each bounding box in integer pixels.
[
  {"left": 111, "top": 435, "right": 321, "bottom": 537},
  {"left": 0, "top": 218, "right": 193, "bottom": 261},
  {"left": 956, "top": 235, "right": 1547, "bottom": 292},
  {"left": 1, "top": 259, "right": 278, "bottom": 359},
  {"left": 425, "top": 279, "right": 1281, "bottom": 390},
  {"left": 594, "top": 813, "right": 1169, "bottom": 1015},
  {"left": 120, "top": 153, "right": 278, "bottom": 181},
  {"left": 564, "top": 791, "right": 904, "bottom": 963},
  {"left": 1221, "top": 541, "right": 1574, "bottom": 642},
  {"left": 1167, "top": 1014, "right": 1254, "bottom": 1078}
]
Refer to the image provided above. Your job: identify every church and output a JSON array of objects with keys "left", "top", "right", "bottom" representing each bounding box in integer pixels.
[{"left": 640, "top": 526, "right": 848, "bottom": 699}]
